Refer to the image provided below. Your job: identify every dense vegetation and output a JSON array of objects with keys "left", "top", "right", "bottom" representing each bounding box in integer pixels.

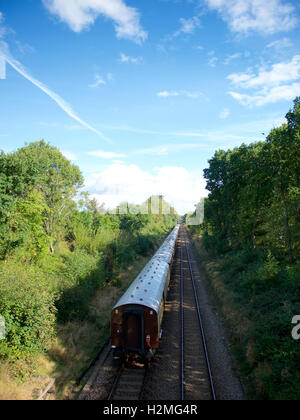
[
  {"left": 191, "top": 98, "right": 300, "bottom": 399},
  {"left": 0, "top": 141, "right": 177, "bottom": 375}
]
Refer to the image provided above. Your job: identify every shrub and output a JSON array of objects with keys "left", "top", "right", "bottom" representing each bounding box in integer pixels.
[
  {"left": 0, "top": 263, "right": 56, "bottom": 360},
  {"left": 202, "top": 244, "right": 300, "bottom": 399},
  {"left": 55, "top": 250, "right": 104, "bottom": 322}
]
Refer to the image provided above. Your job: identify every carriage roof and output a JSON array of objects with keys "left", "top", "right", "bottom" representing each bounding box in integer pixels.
[{"left": 113, "top": 225, "right": 179, "bottom": 313}]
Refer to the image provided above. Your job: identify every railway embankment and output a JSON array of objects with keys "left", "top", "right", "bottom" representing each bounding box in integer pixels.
[{"left": 191, "top": 232, "right": 299, "bottom": 400}]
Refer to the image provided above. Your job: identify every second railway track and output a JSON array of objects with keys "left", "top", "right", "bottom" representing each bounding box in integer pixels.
[{"left": 179, "top": 226, "right": 216, "bottom": 400}]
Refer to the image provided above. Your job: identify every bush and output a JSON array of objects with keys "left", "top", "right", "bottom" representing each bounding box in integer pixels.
[
  {"left": 203, "top": 244, "right": 300, "bottom": 399},
  {"left": 55, "top": 250, "right": 104, "bottom": 322},
  {"left": 0, "top": 263, "right": 56, "bottom": 360},
  {"left": 135, "top": 234, "right": 154, "bottom": 256}
]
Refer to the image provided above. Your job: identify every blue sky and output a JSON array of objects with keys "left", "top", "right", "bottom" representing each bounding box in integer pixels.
[{"left": 0, "top": 0, "right": 299, "bottom": 214}]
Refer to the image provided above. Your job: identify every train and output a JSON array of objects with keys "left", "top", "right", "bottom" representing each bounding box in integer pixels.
[{"left": 110, "top": 224, "right": 180, "bottom": 367}]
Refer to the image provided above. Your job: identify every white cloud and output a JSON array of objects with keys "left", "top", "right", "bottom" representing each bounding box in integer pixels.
[
  {"left": 43, "top": 0, "right": 147, "bottom": 43},
  {"left": 266, "top": 38, "right": 293, "bottom": 50},
  {"left": 223, "top": 53, "right": 241, "bottom": 65},
  {"left": 87, "top": 163, "right": 207, "bottom": 214},
  {"left": 220, "top": 108, "right": 230, "bottom": 119},
  {"left": 0, "top": 41, "right": 111, "bottom": 142},
  {"left": 207, "top": 50, "right": 218, "bottom": 67},
  {"left": 179, "top": 16, "right": 201, "bottom": 34},
  {"left": 228, "top": 55, "right": 300, "bottom": 106},
  {"left": 229, "top": 82, "right": 300, "bottom": 106},
  {"left": 228, "top": 56, "right": 300, "bottom": 88},
  {"left": 204, "top": 0, "right": 297, "bottom": 35},
  {"left": 134, "top": 143, "right": 211, "bottom": 156},
  {"left": 165, "top": 16, "right": 201, "bottom": 41},
  {"left": 157, "top": 91, "right": 179, "bottom": 98},
  {"left": 227, "top": 71, "right": 254, "bottom": 86},
  {"left": 87, "top": 150, "right": 126, "bottom": 159},
  {"left": 173, "top": 16, "right": 201, "bottom": 38},
  {"left": 89, "top": 73, "right": 106, "bottom": 88},
  {"left": 157, "top": 90, "right": 204, "bottom": 99},
  {"left": 62, "top": 150, "right": 77, "bottom": 161},
  {"left": 208, "top": 56, "right": 218, "bottom": 67},
  {"left": 119, "top": 52, "right": 142, "bottom": 64},
  {"left": 0, "top": 54, "right": 5, "bottom": 79},
  {"left": 0, "top": 11, "right": 7, "bottom": 50}
]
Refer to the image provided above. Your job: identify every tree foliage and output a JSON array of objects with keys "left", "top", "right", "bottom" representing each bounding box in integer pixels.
[
  {"left": 0, "top": 141, "right": 177, "bottom": 365},
  {"left": 194, "top": 98, "right": 300, "bottom": 400},
  {"left": 202, "top": 98, "right": 300, "bottom": 261}
]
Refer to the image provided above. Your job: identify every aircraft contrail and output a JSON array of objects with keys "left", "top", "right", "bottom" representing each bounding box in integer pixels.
[{"left": 0, "top": 41, "right": 111, "bottom": 143}]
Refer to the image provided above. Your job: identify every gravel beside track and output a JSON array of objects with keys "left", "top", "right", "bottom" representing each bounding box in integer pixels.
[{"left": 78, "top": 346, "right": 118, "bottom": 400}]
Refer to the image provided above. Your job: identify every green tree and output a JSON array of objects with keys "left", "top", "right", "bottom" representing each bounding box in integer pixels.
[{"left": 0, "top": 141, "right": 83, "bottom": 256}]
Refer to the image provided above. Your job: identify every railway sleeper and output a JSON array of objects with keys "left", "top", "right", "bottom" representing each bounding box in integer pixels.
[
  {"left": 118, "top": 381, "right": 143, "bottom": 389},
  {"left": 113, "top": 389, "right": 141, "bottom": 399}
]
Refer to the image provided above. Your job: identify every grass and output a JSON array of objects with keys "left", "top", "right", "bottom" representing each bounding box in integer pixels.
[{"left": 191, "top": 231, "right": 300, "bottom": 400}]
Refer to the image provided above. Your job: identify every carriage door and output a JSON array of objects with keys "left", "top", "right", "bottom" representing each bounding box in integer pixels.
[{"left": 122, "top": 307, "right": 144, "bottom": 353}]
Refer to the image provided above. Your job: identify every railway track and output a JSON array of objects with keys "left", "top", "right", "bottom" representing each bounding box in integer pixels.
[
  {"left": 79, "top": 337, "right": 146, "bottom": 400},
  {"left": 179, "top": 226, "right": 216, "bottom": 400},
  {"left": 107, "top": 366, "right": 146, "bottom": 400},
  {"left": 80, "top": 224, "right": 216, "bottom": 401}
]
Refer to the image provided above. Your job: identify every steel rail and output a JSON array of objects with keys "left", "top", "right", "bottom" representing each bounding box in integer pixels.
[
  {"left": 180, "top": 227, "right": 185, "bottom": 401},
  {"left": 107, "top": 366, "right": 123, "bottom": 401},
  {"left": 184, "top": 231, "right": 217, "bottom": 401}
]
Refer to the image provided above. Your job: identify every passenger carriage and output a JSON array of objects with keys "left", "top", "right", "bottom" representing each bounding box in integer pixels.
[{"left": 111, "top": 225, "right": 179, "bottom": 366}]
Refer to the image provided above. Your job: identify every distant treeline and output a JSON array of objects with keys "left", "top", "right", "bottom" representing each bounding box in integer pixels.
[
  {"left": 191, "top": 98, "right": 300, "bottom": 399},
  {"left": 0, "top": 141, "right": 177, "bottom": 368}
]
